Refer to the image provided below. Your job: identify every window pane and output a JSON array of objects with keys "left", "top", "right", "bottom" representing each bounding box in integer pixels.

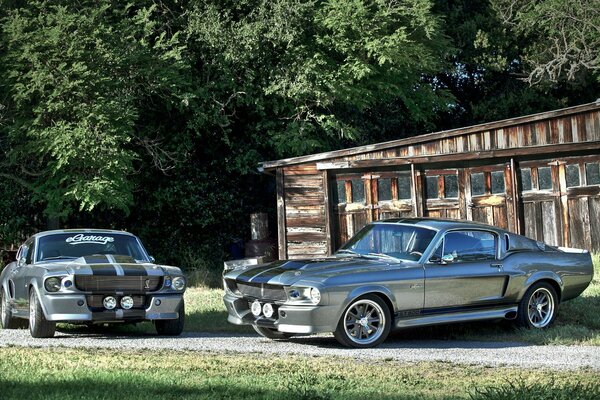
[
  {"left": 443, "top": 231, "right": 496, "bottom": 262},
  {"left": 538, "top": 167, "right": 553, "bottom": 190},
  {"left": 335, "top": 180, "right": 346, "bottom": 204},
  {"left": 397, "top": 175, "right": 411, "bottom": 200},
  {"left": 521, "top": 168, "right": 532, "bottom": 191},
  {"left": 425, "top": 176, "right": 439, "bottom": 199},
  {"left": 444, "top": 174, "right": 458, "bottom": 198},
  {"left": 586, "top": 163, "right": 600, "bottom": 185},
  {"left": 351, "top": 179, "right": 365, "bottom": 203},
  {"left": 377, "top": 178, "right": 392, "bottom": 201},
  {"left": 470, "top": 173, "right": 485, "bottom": 196},
  {"left": 566, "top": 164, "right": 580, "bottom": 188},
  {"left": 491, "top": 171, "right": 505, "bottom": 194}
]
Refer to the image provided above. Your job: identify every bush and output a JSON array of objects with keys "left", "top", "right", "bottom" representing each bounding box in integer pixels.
[{"left": 471, "top": 380, "right": 600, "bottom": 400}]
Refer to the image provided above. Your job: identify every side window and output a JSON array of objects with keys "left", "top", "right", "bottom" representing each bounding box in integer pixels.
[
  {"left": 26, "top": 241, "right": 36, "bottom": 264},
  {"left": 19, "top": 244, "right": 30, "bottom": 264},
  {"left": 442, "top": 231, "right": 497, "bottom": 262}
]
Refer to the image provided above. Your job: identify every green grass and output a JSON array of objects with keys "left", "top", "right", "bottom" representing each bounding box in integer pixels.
[{"left": 0, "top": 347, "right": 597, "bottom": 400}]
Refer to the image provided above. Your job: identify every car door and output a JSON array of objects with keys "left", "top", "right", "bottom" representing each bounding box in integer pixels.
[
  {"left": 12, "top": 240, "right": 34, "bottom": 310},
  {"left": 424, "top": 230, "right": 508, "bottom": 309}
]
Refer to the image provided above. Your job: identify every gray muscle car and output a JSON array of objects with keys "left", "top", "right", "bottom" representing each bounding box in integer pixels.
[
  {"left": 1, "top": 229, "right": 186, "bottom": 338},
  {"left": 223, "top": 218, "right": 593, "bottom": 348}
]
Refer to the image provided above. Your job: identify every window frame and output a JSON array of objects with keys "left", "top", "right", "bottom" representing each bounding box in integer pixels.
[{"left": 428, "top": 228, "right": 499, "bottom": 264}]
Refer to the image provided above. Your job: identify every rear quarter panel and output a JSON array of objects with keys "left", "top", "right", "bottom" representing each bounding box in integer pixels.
[{"left": 503, "top": 251, "right": 593, "bottom": 303}]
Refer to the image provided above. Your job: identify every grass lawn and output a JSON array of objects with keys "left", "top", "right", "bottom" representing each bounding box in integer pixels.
[{"left": 0, "top": 347, "right": 598, "bottom": 400}]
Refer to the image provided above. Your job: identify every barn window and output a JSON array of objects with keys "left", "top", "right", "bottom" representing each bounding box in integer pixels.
[
  {"left": 377, "top": 178, "right": 392, "bottom": 201},
  {"left": 444, "top": 175, "right": 458, "bottom": 198},
  {"left": 491, "top": 171, "right": 505, "bottom": 194},
  {"left": 351, "top": 179, "right": 365, "bottom": 203},
  {"left": 537, "top": 167, "right": 553, "bottom": 190},
  {"left": 586, "top": 163, "right": 600, "bottom": 185},
  {"left": 520, "top": 168, "right": 532, "bottom": 191},
  {"left": 335, "top": 180, "right": 346, "bottom": 204},
  {"left": 566, "top": 164, "right": 580, "bottom": 187},
  {"left": 425, "top": 176, "right": 439, "bottom": 199},
  {"left": 470, "top": 173, "right": 485, "bottom": 196},
  {"left": 397, "top": 175, "right": 411, "bottom": 200}
]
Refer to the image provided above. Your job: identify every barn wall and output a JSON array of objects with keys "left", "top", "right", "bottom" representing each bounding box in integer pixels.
[{"left": 278, "top": 104, "right": 600, "bottom": 259}]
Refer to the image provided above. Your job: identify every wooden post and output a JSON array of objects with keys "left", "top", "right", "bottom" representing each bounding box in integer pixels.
[
  {"left": 411, "top": 164, "right": 423, "bottom": 217},
  {"left": 557, "top": 161, "right": 570, "bottom": 247},
  {"left": 250, "top": 213, "right": 269, "bottom": 241},
  {"left": 510, "top": 158, "right": 521, "bottom": 234},
  {"left": 322, "top": 170, "right": 335, "bottom": 256},
  {"left": 276, "top": 168, "right": 287, "bottom": 260}
]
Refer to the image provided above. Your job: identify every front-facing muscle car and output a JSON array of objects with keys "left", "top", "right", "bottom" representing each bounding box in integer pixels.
[
  {"left": 223, "top": 218, "right": 594, "bottom": 348},
  {"left": 1, "top": 229, "right": 186, "bottom": 338}
]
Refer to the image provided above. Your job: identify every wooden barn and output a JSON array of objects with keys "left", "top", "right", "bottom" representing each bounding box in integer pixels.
[{"left": 260, "top": 100, "right": 600, "bottom": 260}]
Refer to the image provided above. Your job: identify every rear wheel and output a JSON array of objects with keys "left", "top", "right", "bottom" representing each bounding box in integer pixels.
[
  {"left": 252, "top": 325, "right": 295, "bottom": 340},
  {"left": 334, "top": 294, "right": 391, "bottom": 348},
  {"left": 29, "top": 289, "right": 56, "bottom": 338},
  {"left": 1, "top": 288, "right": 26, "bottom": 329},
  {"left": 516, "top": 282, "right": 558, "bottom": 329},
  {"left": 155, "top": 300, "right": 185, "bottom": 336}
]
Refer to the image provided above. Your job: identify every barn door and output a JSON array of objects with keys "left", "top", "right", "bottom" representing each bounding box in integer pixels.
[
  {"left": 518, "top": 161, "right": 563, "bottom": 246},
  {"left": 422, "top": 169, "right": 463, "bottom": 220},
  {"left": 332, "top": 171, "right": 415, "bottom": 249},
  {"left": 466, "top": 164, "right": 516, "bottom": 232}
]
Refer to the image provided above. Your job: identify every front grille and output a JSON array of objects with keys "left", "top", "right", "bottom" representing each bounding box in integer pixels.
[
  {"left": 86, "top": 295, "right": 146, "bottom": 309},
  {"left": 234, "top": 281, "right": 287, "bottom": 301},
  {"left": 75, "top": 276, "right": 162, "bottom": 293}
]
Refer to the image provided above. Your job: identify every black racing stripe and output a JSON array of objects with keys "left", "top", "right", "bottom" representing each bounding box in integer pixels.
[
  {"left": 89, "top": 264, "right": 117, "bottom": 276},
  {"left": 235, "top": 260, "right": 311, "bottom": 282},
  {"left": 84, "top": 255, "right": 110, "bottom": 264},
  {"left": 120, "top": 264, "right": 148, "bottom": 276}
]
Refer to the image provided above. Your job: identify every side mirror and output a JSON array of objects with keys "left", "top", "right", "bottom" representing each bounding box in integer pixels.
[
  {"left": 17, "top": 257, "right": 26, "bottom": 267},
  {"left": 149, "top": 256, "right": 156, "bottom": 263},
  {"left": 441, "top": 254, "right": 455, "bottom": 263}
]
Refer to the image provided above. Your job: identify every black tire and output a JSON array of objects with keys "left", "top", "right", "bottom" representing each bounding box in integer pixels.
[
  {"left": 1, "top": 288, "right": 26, "bottom": 329},
  {"left": 334, "top": 294, "right": 392, "bottom": 348},
  {"left": 515, "top": 282, "right": 558, "bottom": 329},
  {"left": 155, "top": 300, "right": 185, "bottom": 336},
  {"left": 252, "top": 325, "right": 295, "bottom": 340},
  {"left": 29, "top": 289, "right": 56, "bottom": 338}
]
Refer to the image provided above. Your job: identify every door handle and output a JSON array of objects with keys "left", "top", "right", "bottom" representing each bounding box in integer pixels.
[{"left": 490, "top": 263, "right": 503, "bottom": 269}]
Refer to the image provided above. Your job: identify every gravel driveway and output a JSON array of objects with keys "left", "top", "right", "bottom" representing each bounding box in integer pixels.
[{"left": 2, "top": 329, "right": 599, "bottom": 371}]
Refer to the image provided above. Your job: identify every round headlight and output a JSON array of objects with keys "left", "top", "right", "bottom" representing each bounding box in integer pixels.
[
  {"left": 120, "top": 296, "right": 134, "bottom": 310},
  {"left": 251, "top": 300, "right": 262, "bottom": 316},
  {"left": 103, "top": 296, "right": 117, "bottom": 310},
  {"left": 172, "top": 276, "right": 186, "bottom": 291},
  {"left": 44, "top": 277, "right": 62, "bottom": 292},
  {"left": 310, "top": 287, "right": 321, "bottom": 304},
  {"left": 262, "top": 303, "right": 274, "bottom": 318}
]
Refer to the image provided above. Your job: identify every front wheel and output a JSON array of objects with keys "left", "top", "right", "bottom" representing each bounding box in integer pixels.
[
  {"left": 155, "top": 300, "right": 185, "bottom": 336},
  {"left": 516, "top": 282, "right": 558, "bottom": 329},
  {"left": 334, "top": 294, "right": 391, "bottom": 348},
  {"left": 29, "top": 289, "right": 56, "bottom": 338},
  {"left": 252, "top": 325, "right": 295, "bottom": 340}
]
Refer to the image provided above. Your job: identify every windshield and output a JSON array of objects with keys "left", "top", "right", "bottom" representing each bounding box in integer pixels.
[
  {"left": 337, "top": 223, "right": 437, "bottom": 261},
  {"left": 35, "top": 233, "right": 149, "bottom": 262}
]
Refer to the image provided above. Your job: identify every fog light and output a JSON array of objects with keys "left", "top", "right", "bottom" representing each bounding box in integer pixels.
[
  {"left": 251, "top": 300, "right": 262, "bottom": 316},
  {"left": 154, "top": 299, "right": 161, "bottom": 306},
  {"left": 262, "top": 303, "right": 274, "bottom": 318},
  {"left": 77, "top": 300, "right": 85, "bottom": 306},
  {"left": 64, "top": 280, "right": 73, "bottom": 288},
  {"left": 120, "top": 296, "right": 134, "bottom": 310},
  {"left": 103, "top": 296, "right": 117, "bottom": 310}
]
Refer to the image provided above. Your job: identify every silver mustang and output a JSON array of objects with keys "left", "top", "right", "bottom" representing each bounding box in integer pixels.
[
  {"left": 1, "top": 229, "right": 186, "bottom": 338},
  {"left": 223, "top": 219, "right": 594, "bottom": 348}
]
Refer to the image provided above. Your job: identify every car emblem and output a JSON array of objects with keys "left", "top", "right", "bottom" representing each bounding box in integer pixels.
[
  {"left": 144, "top": 279, "right": 150, "bottom": 289},
  {"left": 295, "top": 271, "right": 301, "bottom": 276}
]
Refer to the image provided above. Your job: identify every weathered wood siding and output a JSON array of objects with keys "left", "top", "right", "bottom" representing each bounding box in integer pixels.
[{"left": 275, "top": 103, "right": 600, "bottom": 258}]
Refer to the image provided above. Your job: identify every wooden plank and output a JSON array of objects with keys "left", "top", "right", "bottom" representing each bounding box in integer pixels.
[
  {"left": 286, "top": 216, "right": 326, "bottom": 227},
  {"left": 412, "top": 164, "right": 422, "bottom": 217},
  {"left": 276, "top": 168, "right": 287, "bottom": 260},
  {"left": 322, "top": 170, "right": 334, "bottom": 255},
  {"left": 557, "top": 163, "right": 570, "bottom": 247},
  {"left": 510, "top": 158, "right": 521, "bottom": 234},
  {"left": 523, "top": 202, "right": 537, "bottom": 240},
  {"left": 458, "top": 168, "right": 467, "bottom": 220},
  {"left": 261, "top": 103, "right": 600, "bottom": 170},
  {"left": 493, "top": 206, "right": 508, "bottom": 229},
  {"left": 286, "top": 231, "right": 327, "bottom": 242},
  {"left": 541, "top": 201, "right": 558, "bottom": 246},
  {"left": 589, "top": 197, "right": 600, "bottom": 253}
]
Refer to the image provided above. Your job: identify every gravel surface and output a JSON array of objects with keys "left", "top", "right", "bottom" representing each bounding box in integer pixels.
[{"left": 1, "top": 329, "right": 599, "bottom": 371}]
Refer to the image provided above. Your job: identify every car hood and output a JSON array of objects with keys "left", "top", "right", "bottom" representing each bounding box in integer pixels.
[
  {"left": 36, "top": 255, "right": 179, "bottom": 276},
  {"left": 227, "top": 256, "right": 399, "bottom": 286}
]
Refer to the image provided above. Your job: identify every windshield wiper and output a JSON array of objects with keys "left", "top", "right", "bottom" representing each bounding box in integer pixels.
[
  {"left": 366, "top": 253, "right": 403, "bottom": 263},
  {"left": 41, "top": 256, "right": 78, "bottom": 261}
]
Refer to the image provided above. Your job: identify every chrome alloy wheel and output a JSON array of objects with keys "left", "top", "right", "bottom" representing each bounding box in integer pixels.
[
  {"left": 527, "top": 287, "right": 554, "bottom": 328},
  {"left": 343, "top": 299, "right": 385, "bottom": 345},
  {"left": 29, "top": 292, "right": 36, "bottom": 327},
  {"left": 1, "top": 292, "right": 7, "bottom": 322}
]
